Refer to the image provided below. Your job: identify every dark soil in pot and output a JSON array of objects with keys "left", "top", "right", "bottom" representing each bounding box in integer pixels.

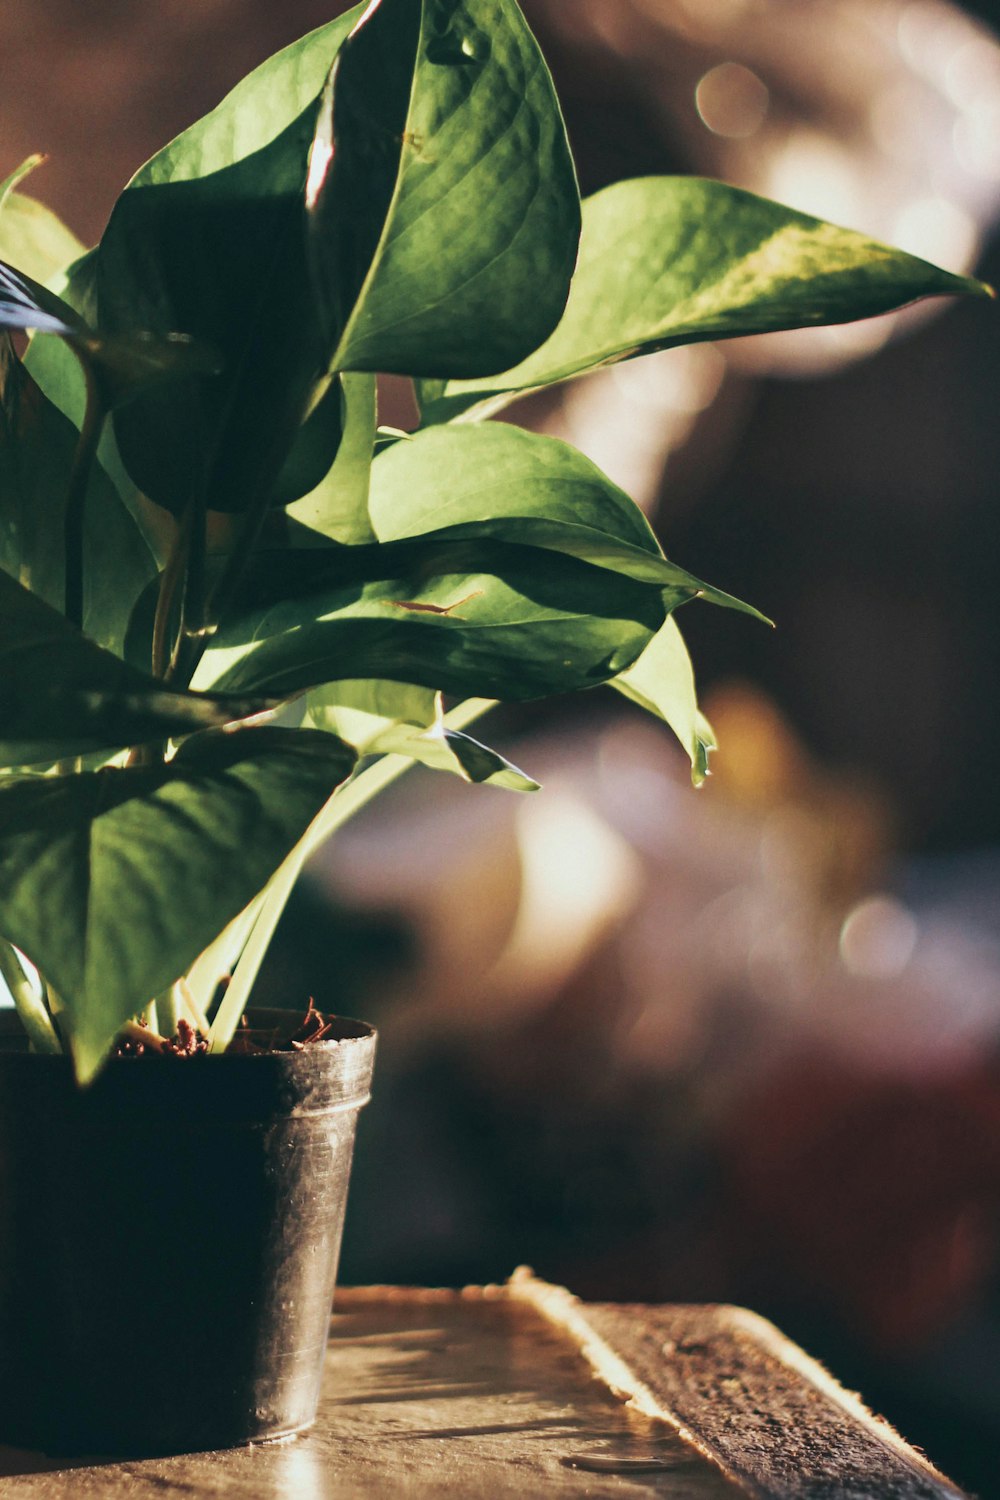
[{"left": 0, "top": 1007, "right": 376, "bottom": 1457}]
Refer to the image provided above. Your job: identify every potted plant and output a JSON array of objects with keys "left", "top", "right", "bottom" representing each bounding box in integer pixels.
[{"left": 0, "top": 0, "right": 988, "bottom": 1460}]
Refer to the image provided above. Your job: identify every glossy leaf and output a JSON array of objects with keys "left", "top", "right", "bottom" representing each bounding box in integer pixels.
[
  {"left": 0, "top": 158, "right": 87, "bottom": 288},
  {"left": 306, "top": 679, "right": 538, "bottom": 789},
  {"left": 0, "top": 569, "right": 273, "bottom": 767},
  {"left": 419, "top": 177, "right": 993, "bottom": 417},
  {"left": 286, "top": 373, "right": 377, "bottom": 542},
  {"left": 199, "top": 534, "right": 667, "bottom": 702},
  {"left": 610, "top": 616, "right": 716, "bottom": 786},
  {"left": 196, "top": 422, "right": 760, "bottom": 701},
  {"left": 366, "top": 423, "right": 765, "bottom": 616},
  {"left": 0, "top": 727, "right": 356, "bottom": 1078},
  {"left": 0, "top": 338, "right": 155, "bottom": 653},
  {"left": 97, "top": 8, "right": 363, "bottom": 515},
  {"left": 312, "top": 0, "right": 580, "bottom": 377}
]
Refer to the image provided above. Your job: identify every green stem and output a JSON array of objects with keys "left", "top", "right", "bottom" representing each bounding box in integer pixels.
[
  {"left": 168, "top": 494, "right": 210, "bottom": 685},
  {"left": 152, "top": 504, "right": 193, "bottom": 680},
  {"left": 121, "top": 1019, "right": 169, "bottom": 1053},
  {"left": 156, "top": 985, "right": 181, "bottom": 1039},
  {"left": 177, "top": 979, "right": 209, "bottom": 1035},
  {"left": 154, "top": 475, "right": 209, "bottom": 687},
  {"left": 206, "top": 697, "right": 496, "bottom": 1052},
  {"left": 64, "top": 359, "right": 105, "bottom": 632},
  {"left": 183, "top": 495, "right": 268, "bottom": 688},
  {"left": 0, "top": 940, "right": 61, "bottom": 1054}
]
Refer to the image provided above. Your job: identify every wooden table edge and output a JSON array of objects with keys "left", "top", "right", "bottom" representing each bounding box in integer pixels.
[{"left": 337, "top": 1271, "right": 970, "bottom": 1499}]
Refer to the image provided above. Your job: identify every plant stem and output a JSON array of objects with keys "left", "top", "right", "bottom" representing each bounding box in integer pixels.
[
  {"left": 156, "top": 984, "right": 181, "bottom": 1038},
  {"left": 153, "top": 486, "right": 210, "bottom": 687},
  {"left": 206, "top": 697, "right": 496, "bottom": 1052},
  {"left": 0, "top": 940, "right": 61, "bottom": 1054},
  {"left": 63, "top": 359, "right": 105, "bottom": 632},
  {"left": 177, "top": 978, "right": 209, "bottom": 1035},
  {"left": 152, "top": 504, "right": 193, "bottom": 680},
  {"left": 182, "top": 495, "right": 268, "bottom": 687},
  {"left": 120, "top": 1019, "right": 170, "bottom": 1053}
]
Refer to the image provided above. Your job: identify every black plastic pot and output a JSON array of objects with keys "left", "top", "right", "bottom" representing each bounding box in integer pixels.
[{"left": 0, "top": 1008, "right": 376, "bottom": 1456}]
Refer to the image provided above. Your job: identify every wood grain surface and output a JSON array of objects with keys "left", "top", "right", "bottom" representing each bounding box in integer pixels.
[{"left": 0, "top": 1279, "right": 967, "bottom": 1498}]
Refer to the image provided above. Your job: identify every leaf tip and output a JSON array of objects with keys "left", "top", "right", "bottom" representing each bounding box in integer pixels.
[
  {"left": 70, "top": 1033, "right": 111, "bottom": 1087},
  {"left": 690, "top": 734, "right": 715, "bottom": 788}
]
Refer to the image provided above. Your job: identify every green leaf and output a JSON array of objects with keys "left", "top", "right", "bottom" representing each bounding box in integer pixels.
[
  {"left": 270, "top": 377, "right": 345, "bottom": 509},
  {"left": 370, "top": 422, "right": 656, "bottom": 545},
  {"left": 306, "top": 679, "right": 538, "bottom": 789},
  {"left": 0, "top": 727, "right": 356, "bottom": 1079},
  {"left": 286, "top": 372, "right": 377, "bottom": 541},
  {"left": 366, "top": 423, "right": 766, "bottom": 618},
  {"left": 311, "top": 0, "right": 580, "bottom": 378},
  {"left": 97, "top": 8, "right": 364, "bottom": 516},
  {"left": 420, "top": 176, "right": 994, "bottom": 417},
  {"left": 0, "top": 157, "right": 87, "bottom": 288},
  {"left": 0, "top": 158, "right": 42, "bottom": 211},
  {"left": 436, "top": 724, "right": 539, "bottom": 790},
  {"left": 0, "top": 337, "right": 156, "bottom": 653},
  {"left": 610, "top": 615, "right": 716, "bottom": 786},
  {"left": 199, "top": 534, "right": 667, "bottom": 702},
  {"left": 0, "top": 569, "right": 273, "bottom": 767},
  {"left": 195, "top": 423, "right": 761, "bottom": 703}
]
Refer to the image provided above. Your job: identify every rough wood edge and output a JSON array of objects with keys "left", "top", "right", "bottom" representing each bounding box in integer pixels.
[
  {"left": 337, "top": 1274, "right": 969, "bottom": 1500},
  {"left": 505, "top": 1271, "right": 751, "bottom": 1491},
  {"left": 505, "top": 1271, "right": 969, "bottom": 1500},
  {"left": 724, "top": 1305, "right": 965, "bottom": 1494}
]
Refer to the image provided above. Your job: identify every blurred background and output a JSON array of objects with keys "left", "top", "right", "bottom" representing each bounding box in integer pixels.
[{"left": 4, "top": 0, "right": 1000, "bottom": 1491}]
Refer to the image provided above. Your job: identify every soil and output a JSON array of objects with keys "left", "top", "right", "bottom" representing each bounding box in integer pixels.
[{"left": 112, "top": 1000, "right": 335, "bottom": 1059}]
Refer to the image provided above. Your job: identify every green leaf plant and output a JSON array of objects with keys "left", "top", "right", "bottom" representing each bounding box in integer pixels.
[{"left": 0, "top": 0, "right": 989, "bottom": 1080}]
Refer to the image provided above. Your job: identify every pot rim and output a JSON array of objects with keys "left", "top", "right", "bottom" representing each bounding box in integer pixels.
[
  {"left": 0, "top": 1006, "right": 378, "bottom": 1115},
  {"left": 0, "top": 1004, "right": 375, "bottom": 1055}
]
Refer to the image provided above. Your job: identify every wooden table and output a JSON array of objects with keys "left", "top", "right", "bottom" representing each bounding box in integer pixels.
[{"left": 0, "top": 1272, "right": 968, "bottom": 1497}]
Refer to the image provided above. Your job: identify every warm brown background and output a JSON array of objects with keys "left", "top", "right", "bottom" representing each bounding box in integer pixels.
[{"left": 5, "top": 6, "right": 1000, "bottom": 1496}]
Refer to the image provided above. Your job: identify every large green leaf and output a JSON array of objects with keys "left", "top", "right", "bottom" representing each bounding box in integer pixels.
[
  {"left": 306, "top": 679, "right": 538, "bottom": 789},
  {"left": 0, "top": 569, "right": 272, "bottom": 767},
  {"left": 365, "top": 423, "right": 764, "bottom": 614},
  {"left": 419, "top": 177, "right": 993, "bottom": 418},
  {"left": 0, "top": 727, "right": 356, "bottom": 1078},
  {"left": 0, "top": 158, "right": 86, "bottom": 291},
  {"left": 311, "top": 0, "right": 580, "bottom": 378},
  {"left": 97, "top": 8, "right": 364, "bottom": 516},
  {"left": 196, "top": 422, "right": 760, "bottom": 701},
  {"left": 198, "top": 535, "right": 668, "bottom": 702},
  {"left": 370, "top": 422, "right": 656, "bottom": 545},
  {"left": 0, "top": 338, "right": 155, "bottom": 653},
  {"left": 610, "top": 615, "right": 716, "bottom": 786}
]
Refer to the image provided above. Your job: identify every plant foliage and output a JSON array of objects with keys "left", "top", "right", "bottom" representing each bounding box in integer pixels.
[{"left": 0, "top": 0, "right": 988, "bottom": 1077}]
